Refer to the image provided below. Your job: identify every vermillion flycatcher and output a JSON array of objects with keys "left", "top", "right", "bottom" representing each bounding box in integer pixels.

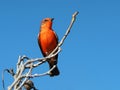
[{"left": 38, "top": 18, "right": 60, "bottom": 77}]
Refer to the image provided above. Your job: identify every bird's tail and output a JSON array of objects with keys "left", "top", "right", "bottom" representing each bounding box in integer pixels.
[
  {"left": 49, "top": 65, "right": 60, "bottom": 77},
  {"left": 48, "top": 55, "right": 60, "bottom": 77}
]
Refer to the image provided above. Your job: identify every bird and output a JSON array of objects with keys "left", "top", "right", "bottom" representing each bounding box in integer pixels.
[
  {"left": 38, "top": 18, "right": 60, "bottom": 77},
  {"left": 24, "top": 80, "right": 37, "bottom": 90}
]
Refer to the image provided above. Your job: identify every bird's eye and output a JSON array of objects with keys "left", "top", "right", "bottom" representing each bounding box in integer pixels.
[{"left": 44, "top": 19, "right": 48, "bottom": 22}]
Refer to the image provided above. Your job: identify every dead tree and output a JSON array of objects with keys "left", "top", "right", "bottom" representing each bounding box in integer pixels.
[{"left": 2, "top": 11, "right": 79, "bottom": 90}]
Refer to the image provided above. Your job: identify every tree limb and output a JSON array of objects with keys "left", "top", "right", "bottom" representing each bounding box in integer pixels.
[{"left": 6, "top": 11, "right": 79, "bottom": 90}]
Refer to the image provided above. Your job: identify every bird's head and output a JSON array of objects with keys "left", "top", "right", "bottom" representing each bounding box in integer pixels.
[{"left": 41, "top": 18, "right": 54, "bottom": 29}]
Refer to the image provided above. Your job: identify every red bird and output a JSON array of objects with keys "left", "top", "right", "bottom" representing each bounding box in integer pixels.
[{"left": 38, "top": 18, "right": 60, "bottom": 77}]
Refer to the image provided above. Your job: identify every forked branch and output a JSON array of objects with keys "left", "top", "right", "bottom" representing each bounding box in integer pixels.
[{"left": 5, "top": 11, "right": 79, "bottom": 90}]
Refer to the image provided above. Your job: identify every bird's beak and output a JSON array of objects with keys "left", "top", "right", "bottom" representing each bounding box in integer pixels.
[{"left": 51, "top": 18, "right": 54, "bottom": 21}]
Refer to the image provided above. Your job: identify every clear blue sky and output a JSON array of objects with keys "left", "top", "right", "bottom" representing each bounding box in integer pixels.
[{"left": 0, "top": 0, "right": 120, "bottom": 90}]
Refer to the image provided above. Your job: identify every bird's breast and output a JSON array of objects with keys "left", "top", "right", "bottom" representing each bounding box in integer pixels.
[{"left": 39, "top": 29, "right": 58, "bottom": 55}]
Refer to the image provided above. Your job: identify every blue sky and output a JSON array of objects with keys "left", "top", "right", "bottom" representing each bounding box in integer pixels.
[{"left": 0, "top": 0, "right": 120, "bottom": 90}]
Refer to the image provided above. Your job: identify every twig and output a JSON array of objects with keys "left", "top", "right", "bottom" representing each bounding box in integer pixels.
[
  {"left": 49, "top": 11, "right": 79, "bottom": 56},
  {"left": 17, "top": 63, "right": 33, "bottom": 90},
  {"left": 22, "top": 65, "right": 56, "bottom": 78}
]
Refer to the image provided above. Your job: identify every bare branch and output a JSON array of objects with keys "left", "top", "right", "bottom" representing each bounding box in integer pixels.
[
  {"left": 7, "top": 11, "right": 79, "bottom": 90},
  {"left": 49, "top": 11, "right": 79, "bottom": 56},
  {"left": 59, "top": 11, "right": 79, "bottom": 46}
]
